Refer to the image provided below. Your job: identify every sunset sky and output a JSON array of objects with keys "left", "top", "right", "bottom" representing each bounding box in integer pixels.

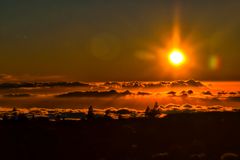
[{"left": 0, "top": 0, "right": 240, "bottom": 81}]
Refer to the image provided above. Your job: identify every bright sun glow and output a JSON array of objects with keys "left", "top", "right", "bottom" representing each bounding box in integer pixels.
[{"left": 168, "top": 49, "right": 185, "bottom": 66}]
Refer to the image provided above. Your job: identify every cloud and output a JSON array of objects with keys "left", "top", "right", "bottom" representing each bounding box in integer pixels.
[
  {"left": 227, "top": 96, "right": 240, "bottom": 102},
  {"left": 170, "top": 80, "right": 204, "bottom": 87},
  {"left": 115, "top": 108, "right": 135, "bottom": 114},
  {"left": 229, "top": 92, "right": 238, "bottom": 95},
  {"left": 0, "top": 79, "right": 205, "bottom": 90},
  {"left": 167, "top": 91, "right": 177, "bottom": 96},
  {"left": 202, "top": 91, "right": 213, "bottom": 96},
  {"left": 0, "top": 103, "right": 235, "bottom": 121},
  {"left": 167, "top": 90, "right": 194, "bottom": 97},
  {"left": 218, "top": 91, "right": 228, "bottom": 96},
  {"left": 183, "top": 104, "right": 192, "bottom": 109},
  {"left": 103, "top": 80, "right": 205, "bottom": 89},
  {"left": 55, "top": 90, "right": 132, "bottom": 98},
  {"left": 217, "top": 91, "right": 240, "bottom": 98},
  {"left": 187, "top": 90, "right": 194, "bottom": 95},
  {"left": 137, "top": 91, "right": 152, "bottom": 95},
  {"left": 162, "top": 104, "right": 233, "bottom": 112}
]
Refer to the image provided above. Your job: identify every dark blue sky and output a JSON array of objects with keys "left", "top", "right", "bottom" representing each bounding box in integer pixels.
[{"left": 0, "top": 0, "right": 240, "bottom": 81}]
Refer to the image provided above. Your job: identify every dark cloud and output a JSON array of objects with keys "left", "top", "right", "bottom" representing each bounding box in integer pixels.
[
  {"left": 183, "top": 104, "right": 193, "bottom": 109},
  {"left": 167, "top": 90, "right": 194, "bottom": 97},
  {"left": 227, "top": 96, "right": 240, "bottom": 102},
  {"left": 0, "top": 80, "right": 205, "bottom": 90},
  {"left": 137, "top": 91, "right": 151, "bottom": 96},
  {"left": 167, "top": 91, "right": 177, "bottom": 96},
  {"left": 187, "top": 90, "right": 194, "bottom": 95},
  {"left": 105, "top": 80, "right": 204, "bottom": 89},
  {"left": 180, "top": 91, "right": 189, "bottom": 97},
  {"left": 218, "top": 91, "right": 228, "bottom": 96},
  {"left": 116, "top": 109, "right": 135, "bottom": 115},
  {"left": 56, "top": 90, "right": 132, "bottom": 98},
  {"left": 218, "top": 91, "right": 240, "bottom": 97},
  {"left": 202, "top": 91, "right": 213, "bottom": 96},
  {"left": 170, "top": 80, "right": 204, "bottom": 87},
  {"left": 207, "top": 106, "right": 223, "bottom": 110},
  {"left": 229, "top": 92, "right": 238, "bottom": 95}
]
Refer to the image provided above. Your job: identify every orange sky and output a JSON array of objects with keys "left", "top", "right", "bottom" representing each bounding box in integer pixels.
[{"left": 0, "top": 1, "right": 240, "bottom": 81}]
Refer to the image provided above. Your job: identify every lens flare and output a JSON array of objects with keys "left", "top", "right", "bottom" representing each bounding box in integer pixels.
[{"left": 209, "top": 55, "right": 220, "bottom": 70}]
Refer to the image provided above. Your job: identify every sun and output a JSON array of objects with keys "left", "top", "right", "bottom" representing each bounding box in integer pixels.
[{"left": 168, "top": 49, "right": 186, "bottom": 66}]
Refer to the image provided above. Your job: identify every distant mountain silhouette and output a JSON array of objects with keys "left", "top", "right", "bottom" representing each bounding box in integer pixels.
[
  {"left": 0, "top": 80, "right": 204, "bottom": 90},
  {"left": 56, "top": 90, "right": 132, "bottom": 97}
]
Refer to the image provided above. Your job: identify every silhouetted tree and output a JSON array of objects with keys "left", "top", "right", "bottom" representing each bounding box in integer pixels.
[
  {"left": 146, "top": 102, "right": 161, "bottom": 118},
  {"left": 153, "top": 102, "right": 159, "bottom": 110},
  {"left": 145, "top": 106, "right": 150, "bottom": 117},
  {"left": 3, "top": 113, "right": 8, "bottom": 121},
  {"left": 31, "top": 114, "right": 35, "bottom": 120},
  {"left": 12, "top": 107, "right": 18, "bottom": 120},
  {"left": 130, "top": 112, "right": 137, "bottom": 119},
  {"left": 105, "top": 109, "right": 110, "bottom": 116},
  {"left": 12, "top": 107, "right": 17, "bottom": 112},
  {"left": 87, "top": 105, "right": 95, "bottom": 120},
  {"left": 18, "top": 113, "right": 28, "bottom": 121},
  {"left": 118, "top": 114, "right": 123, "bottom": 120},
  {"left": 55, "top": 114, "right": 61, "bottom": 121},
  {"left": 104, "top": 110, "right": 112, "bottom": 120}
]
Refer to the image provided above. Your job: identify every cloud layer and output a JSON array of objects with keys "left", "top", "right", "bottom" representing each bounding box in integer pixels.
[
  {"left": 0, "top": 103, "right": 236, "bottom": 121},
  {"left": 56, "top": 90, "right": 132, "bottom": 98},
  {"left": 0, "top": 80, "right": 239, "bottom": 111}
]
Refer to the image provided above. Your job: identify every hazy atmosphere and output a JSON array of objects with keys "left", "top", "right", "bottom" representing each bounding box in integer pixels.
[{"left": 1, "top": 0, "right": 240, "bottom": 81}]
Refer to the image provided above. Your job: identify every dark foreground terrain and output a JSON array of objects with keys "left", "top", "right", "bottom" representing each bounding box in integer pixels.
[{"left": 0, "top": 112, "right": 240, "bottom": 160}]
